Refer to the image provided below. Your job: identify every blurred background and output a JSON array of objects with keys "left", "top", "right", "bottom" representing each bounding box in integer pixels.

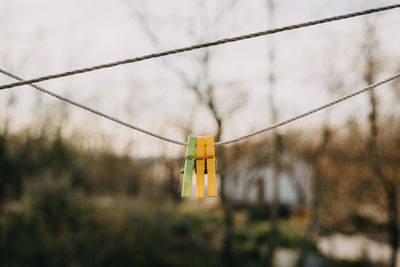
[{"left": 1, "top": 0, "right": 400, "bottom": 266}]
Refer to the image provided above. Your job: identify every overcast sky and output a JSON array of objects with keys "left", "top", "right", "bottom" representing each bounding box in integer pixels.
[{"left": 0, "top": 0, "right": 399, "bottom": 157}]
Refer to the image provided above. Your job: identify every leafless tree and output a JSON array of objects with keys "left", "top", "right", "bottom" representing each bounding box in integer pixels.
[
  {"left": 362, "top": 20, "right": 399, "bottom": 267},
  {"left": 127, "top": 1, "right": 245, "bottom": 265}
]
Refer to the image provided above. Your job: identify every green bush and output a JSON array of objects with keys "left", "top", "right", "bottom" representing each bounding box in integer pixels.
[{"left": 0, "top": 186, "right": 220, "bottom": 267}]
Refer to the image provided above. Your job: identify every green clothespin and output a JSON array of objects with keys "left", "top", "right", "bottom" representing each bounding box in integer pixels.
[{"left": 181, "top": 136, "right": 196, "bottom": 197}]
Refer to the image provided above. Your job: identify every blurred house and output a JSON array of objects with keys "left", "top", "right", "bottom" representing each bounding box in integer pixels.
[{"left": 224, "top": 150, "right": 311, "bottom": 206}]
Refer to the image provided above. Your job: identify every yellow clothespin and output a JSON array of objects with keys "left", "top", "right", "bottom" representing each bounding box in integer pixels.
[
  {"left": 205, "top": 136, "right": 217, "bottom": 197},
  {"left": 195, "top": 136, "right": 217, "bottom": 198},
  {"left": 196, "top": 137, "right": 206, "bottom": 198}
]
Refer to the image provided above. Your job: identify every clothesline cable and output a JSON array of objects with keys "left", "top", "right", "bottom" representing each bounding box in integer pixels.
[
  {"left": 0, "top": 67, "right": 187, "bottom": 145},
  {"left": 0, "top": 3, "right": 399, "bottom": 91},
  {"left": 215, "top": 72, "right": 400, "bottom": 145},
  {"left": 1, "top": 67, "right": 399, "bottom": 146}
]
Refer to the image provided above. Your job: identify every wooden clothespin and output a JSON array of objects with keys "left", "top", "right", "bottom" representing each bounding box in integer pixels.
[
  {"left": 181, "top": 136, "right": 196, "bottom": 197},
  {"left": 205, "top": 136, "right": 217, "bottom": 197},
  {"left": 195, "top": 136, "right": 217, "bottom": 198},
  {"left": 196, "top": 137, "right": 206, "bottom": 198}
]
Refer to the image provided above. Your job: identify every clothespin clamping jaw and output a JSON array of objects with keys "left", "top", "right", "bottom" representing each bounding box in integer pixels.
[{"left": 181, "top": 136, "right": 218, "bottom": 198}]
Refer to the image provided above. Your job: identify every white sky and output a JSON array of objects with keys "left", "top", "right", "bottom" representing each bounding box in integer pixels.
[{"left": 0, "top": 0, "right": 399, "bottom": 157}]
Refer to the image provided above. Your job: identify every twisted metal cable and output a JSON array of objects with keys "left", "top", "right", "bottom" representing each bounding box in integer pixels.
[
  {"left": 0, "top": 3, "right": 399, "bottom": 91},
  {"left": 1, "top": 68, "right": 399, "bottom": 146},
  {"left": 0, "top": 68, "right": 187, "bottom": 145},
  {"left": 215, "top": 72, "right": 400, "bottom": 145}
]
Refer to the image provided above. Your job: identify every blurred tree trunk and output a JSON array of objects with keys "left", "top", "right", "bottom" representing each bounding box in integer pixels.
[
  {"left": 263, "top": 0, "right": 281, "bottom": 266},
  {"left": 219, "top": 149, "right": 235, "bottom": 267},
  {"left": 212, "top": 115, "right": 234, "bottom": 267},
  {"left": 363, "top": 22, "right": 399, "bottom": 267},
  {"left": 257, "top": 178, "right": 266, "bottom": 202},
  {"left": 387, "top": 185, "right": 399, "bottom": 267},
  {"left": 296, "top": 128, "right": 330, "bottom": 267},
  {"left": 265, "top": 133, "right": 283, "bottom": 267}
]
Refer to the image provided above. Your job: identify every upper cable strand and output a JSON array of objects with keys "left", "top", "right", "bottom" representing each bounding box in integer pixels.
[
  {"left": 0, "top": 4, "right": 399, "bottom": 91},
  {"left": 1, "top": 68, "right": 399, "bottom": 146}
]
